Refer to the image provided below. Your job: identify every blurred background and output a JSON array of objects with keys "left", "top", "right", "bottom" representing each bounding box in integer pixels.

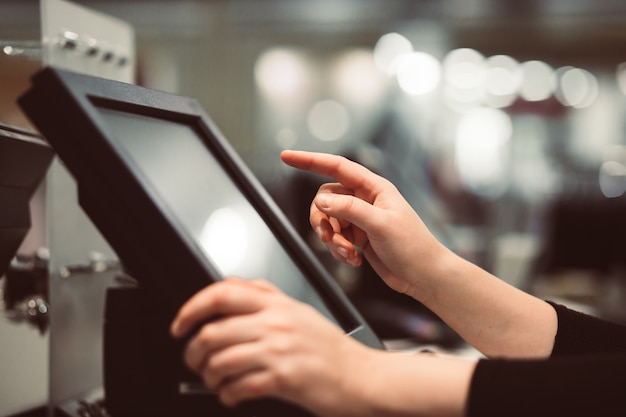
[{"left": 2, "top": 0, "right": 626, "bottom": 411}]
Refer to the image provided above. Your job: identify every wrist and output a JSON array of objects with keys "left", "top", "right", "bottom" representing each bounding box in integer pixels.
[
  {"left": 404, "top": 243, "right": 460, "bottom": 305},
  {"left": 365, "top": 352, "right": 475, "bottom": 417}
]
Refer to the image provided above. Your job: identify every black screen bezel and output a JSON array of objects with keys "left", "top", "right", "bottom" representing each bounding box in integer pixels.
[{"left": 19, "top": 67, "right": 383, "bottom": 348}]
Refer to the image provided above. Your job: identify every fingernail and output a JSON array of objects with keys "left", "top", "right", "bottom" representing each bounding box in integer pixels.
[
  {"left": 337, "top": 247, "right": 349, "bottom": 258},
  {"left": 348, "top": 257, "right": 360, "bottom": 267},
  {"left": 317, "top": 194, "right": 332, "bottom": 209}
]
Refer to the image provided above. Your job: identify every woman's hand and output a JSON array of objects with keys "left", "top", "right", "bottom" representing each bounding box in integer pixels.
[
  {"left": 170, "top": 278, "right": 380, "bottom": 415},
  {"left": 280, "top": 150, "right": 450, "bottom": 298},
  {"left": 280, "top": 150, "right": 558, "bottom": 359},
  {"left": 170, "top": 278, "right": 474, "bottom": 417}
]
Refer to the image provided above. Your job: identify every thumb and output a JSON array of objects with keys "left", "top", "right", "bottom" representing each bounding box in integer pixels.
[{"left": 315, "top": 193, "right": 383, "bottom": 237}]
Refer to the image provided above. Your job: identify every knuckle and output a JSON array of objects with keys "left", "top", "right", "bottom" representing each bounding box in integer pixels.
[
  {"left": 196, "top": 325, "right": 216, "bottom": 348},
  {"left": 212, "top": 283, "right": 236, "bottom": 307},
  {"left": 272, "top": 362, "right": 296, "bottom": 392},
  {"left": 221, "top": 376, "right": 271, "bottom": 405},
  {"left": 270, "top": 303, "right": 299, "bottom": 326},
  {"left": 201, "top": 367, "right": 220, "bottom": 391},
  {"left": 340, "top": 194, "right": 356, "bottom": 212},
  {"left": 205, "top": 355, "right": 224, "bottom": 377},
  {"left": 243, "top": 376, "right": 270, "bottom": 397},
  {"left": 268, "top": 336, "right": 295, "bottom": 356}
]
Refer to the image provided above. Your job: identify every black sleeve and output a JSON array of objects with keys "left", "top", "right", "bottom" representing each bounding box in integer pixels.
[
  {"left": 467, "top": 353, "right": 626, "bottom": 417},
  {"left": 467, "top": 302, "right": 626, "bottom": 417},
  {"left": 549, "top": 301, "right": 626, "bottom": 355}
]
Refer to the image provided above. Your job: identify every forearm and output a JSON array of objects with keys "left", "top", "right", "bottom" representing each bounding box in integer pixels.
[
  {"left": 406, "top": 248, "right": 557, "bottom": 359},
  {"left": 368, "top": 352, "right": 476, "bottom": 417},
  {"left": 313, "top": 350, "right": 476, "bottom": 417}
]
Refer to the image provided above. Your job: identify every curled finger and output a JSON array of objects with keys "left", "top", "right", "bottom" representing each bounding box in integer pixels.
[
  {"left": 184, "top": 314, "right": 264, "bottom": 372},
  {"left": 217, "top": 369, "right": 278, "bottom": 407},
  {"left": 200, "top": 342, "right": 266, "bottom": 393}
]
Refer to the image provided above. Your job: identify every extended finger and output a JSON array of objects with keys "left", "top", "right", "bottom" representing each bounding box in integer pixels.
[
  {"left": 281, "top": 150, "right": 380, "bottom": 191},
  {"left": 245, "top": 279, "right": 281, "bottom": 293}
]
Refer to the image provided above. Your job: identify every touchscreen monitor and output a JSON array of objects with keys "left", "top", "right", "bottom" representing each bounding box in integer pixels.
[{"left": 18, "top": 67, "right": 383, "bottom": 349}]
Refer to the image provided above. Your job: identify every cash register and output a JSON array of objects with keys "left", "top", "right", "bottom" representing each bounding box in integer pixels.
[{"left": 19, "top": 66, "right": 385, "bottom": 417}]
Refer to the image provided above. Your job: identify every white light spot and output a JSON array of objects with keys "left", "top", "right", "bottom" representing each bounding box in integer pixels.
[
  {"left": 599, "top": 161, "right": 626, "bottom": 198},
  {"left": 443, "top": 48, "right": 486, "bottom": 90},
  {"left": 396, "top": 52, "right": 441, "bottom": 96},
  {"left": 519, "top": 60, "right": 555, "bottom": 102},
  {"left": 373, "top": 32, "right": 413, "bottom": 76},
  {"left": 274, "top": 128, "right": 299, "bottom": 149},
  {"left": 200, "top": 208, "right": 248, "bottom": 274},
  {"left": 254, "top": 48, "right": 311, "bottom": 102},
  {"left": 455, "top": 108, "right": 512, "bottom": 197},
  {"left": 555, "top": 67, "right": 599, "bottom": 109},
  {"left": 331, "top": 48, "right": 388, "bottom": 105},
  {"left": 307, "top": 100, "right": 351, "bottom": 142},
  {"left": 485, "top": 55, "right": 522, "bottom": 95}
]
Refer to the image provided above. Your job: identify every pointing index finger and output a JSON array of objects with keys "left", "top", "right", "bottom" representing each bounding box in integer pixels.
[{"left": 280, "top": 150, "right": 377, "bottom": 191}]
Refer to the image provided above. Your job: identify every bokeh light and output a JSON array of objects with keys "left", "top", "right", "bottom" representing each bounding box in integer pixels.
[
  {"left": 331, "top": 48, "right": 388, "bottom": 105},
  {"left": 599, "top": 160, "right": 626, "bottom": 198},
  {"left": 307, "top": 99, "right": 351, "bottom": 141},
  {"left": 554, "top": 66, "right": 599, "bottom": 109},
  {"left": 483, "top": 55, "right": 522, "bottom": 108},
  {"left": 395, "top": 51, "right": 441, "bottom": 96},
  {"left": 442, "top": 48, "right": 486, "bottom": 107},
  {"left": 443, "top": 48, "right": 485, "bottom": 90},
  {"left": 254, "top": 47, "right": 312, "bottom": 103},
  {"left": 519, "top": 60, "right": 555, "bottom": 102},
  {"left": 373, "top": 32, "right": 413, "bottom": 76},
  {"left": 599, "top": 145, "right": 626, "bottom": 198},
  {"left": 455, "top": 107, "right": 513, "bottom": 197}
]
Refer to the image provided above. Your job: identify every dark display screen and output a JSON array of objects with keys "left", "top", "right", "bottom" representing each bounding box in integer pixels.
[{"left": 97, "top": 107, "right": 339, "bottom": 325}]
